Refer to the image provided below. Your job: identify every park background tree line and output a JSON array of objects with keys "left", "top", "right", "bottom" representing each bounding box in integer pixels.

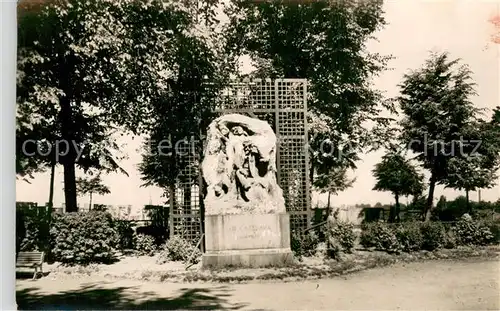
[{"left": 16, "top": 0, "right": 500, "bottom": 221}]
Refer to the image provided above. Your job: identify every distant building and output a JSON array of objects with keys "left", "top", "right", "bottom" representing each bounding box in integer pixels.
[
  {"left": 105, "top": 204, "right": 133, "bottom": 220},
  {"left": 27, "top": 202, "right": 159, "bottom": 222}
]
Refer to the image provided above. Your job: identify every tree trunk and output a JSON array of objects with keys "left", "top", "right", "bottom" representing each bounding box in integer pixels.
[
  {"left": 48, "top": 161, "right": 55, "bottom": 209},
  {"left": 60, "top": 97, "right": 78, "bottom": 213},
  {"left": 389, "top": 193, "right": 400, "bottom": 223},
  {"left": 63, "top": 162, "right": 78, "bottom": 212},
  {"left": 424, "top": 174, "right": 437, "bottom": 222},
  {"left": 89, "top": 192, "right": 93, "bottom": 211},
  {"left": 326, "top": 191, "right": 331, "bottom": 216},
  {"left": 466, "top": 189, "right": 471, "bottom": 214}
]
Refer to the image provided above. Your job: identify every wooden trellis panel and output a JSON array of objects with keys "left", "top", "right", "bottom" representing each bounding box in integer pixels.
[
  {"left": 169, "top": 140, "right": 203, "bottom": 244},
  {"left": 169, "top": 78, "right": 311, "bottom": 243},
  {"left": 215, "top": 79, "right": 311, "bottom": 233}
]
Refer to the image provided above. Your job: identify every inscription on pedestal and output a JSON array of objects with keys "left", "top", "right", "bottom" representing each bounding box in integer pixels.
[
  {"left": 225, "top": 218, "right": 280, "bottom": 249},
  {"left": 228, "top": 224, "right": 276, "bottom": 240},
  {"left": 205, "top": 214, "right": 288, "bottom": 251},
  {"left": 203, "top": 213, "right": 293, "bottom": 267}
]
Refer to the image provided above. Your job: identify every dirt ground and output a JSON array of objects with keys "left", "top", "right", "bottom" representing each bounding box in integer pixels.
[{"left": 17, "top": 259, "right": 500, "bottom": 310}]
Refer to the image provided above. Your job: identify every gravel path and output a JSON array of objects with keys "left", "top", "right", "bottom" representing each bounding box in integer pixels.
[{"left": 17, "top": 259, "right": 499, "bottom": 310}]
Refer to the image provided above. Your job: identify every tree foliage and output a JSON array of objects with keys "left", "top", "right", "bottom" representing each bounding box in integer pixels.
[
  {"left": 314, "top": 166, "right": 356, "bottom": 195},
  {"left": 492, "top": 106, "right": 500, "bottom": 124},
  {"left": 16, "top": 120, "right": 56, "bottom": 183},
  {"left": 443, "top": 108, "right": 500, "bottom": 207},
  {"left": 224, "top": 0, "right": 394, "bottom": 188},
  {"left": 18, "top": 0, "right": 222, "bottom": 211},
  {"left": 76, "top": 174, "right": 110, "bottom": 209},
  {"left": 445, "top": 156, "right": 496, "bottom": 196},
  {"left": 17, "top": 0, "right": 137, "bottom": 211},
  {"left": 372, "top": 151, "right": 424, "bottom": 222},
  {"left": 18, "top": 1, "right": 497, "bottom": 218},
  {"left": 135, "top": 0, "right": 229, "bottom": 194}
]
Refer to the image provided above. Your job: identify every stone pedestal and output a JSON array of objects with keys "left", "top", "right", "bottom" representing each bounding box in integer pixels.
[{"left": 202, "top": 213, "right": 294, "bottom": 268}]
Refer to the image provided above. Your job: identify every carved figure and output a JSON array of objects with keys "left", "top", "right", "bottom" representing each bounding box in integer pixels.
[{"left": 202, "top": 114, "right": 285, "bottom": 215}]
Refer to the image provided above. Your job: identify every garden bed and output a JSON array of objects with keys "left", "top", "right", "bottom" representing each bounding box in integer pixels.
[{"left": 44, "top": 245, "right": 500, "bottom": 284}]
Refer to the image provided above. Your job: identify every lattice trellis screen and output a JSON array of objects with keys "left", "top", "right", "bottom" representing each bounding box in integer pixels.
[
  {"left": 215, "top": 79, "right": 311, "bottom": 233},
  {"left": 169, "top": 78, "right": 311, "bottom": 243},
  {"left": 169, "top": 139, "right": 203, "bottom": 243}
]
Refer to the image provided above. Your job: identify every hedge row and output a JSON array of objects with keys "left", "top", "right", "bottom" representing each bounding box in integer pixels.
[
  {"left": 360, "top": 214, "right": 499, "bottom": 253},
  {"left": 292, "top": 214, "right": 499, "bottom": 258},
  {"left": 20, "top": 209, "right": 499, "bottom": 265},
  {"left": 18, "top": 210, "right": 200, "bottom": 265}
]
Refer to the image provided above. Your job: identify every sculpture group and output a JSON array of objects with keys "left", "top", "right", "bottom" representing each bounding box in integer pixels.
[{"left": 202, "top": 114, "right": 286, "bottom": 215}]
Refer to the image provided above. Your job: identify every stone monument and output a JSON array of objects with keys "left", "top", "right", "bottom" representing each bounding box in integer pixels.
[{"left": 201, "top": 114, "right": 293, "bottom": 268}]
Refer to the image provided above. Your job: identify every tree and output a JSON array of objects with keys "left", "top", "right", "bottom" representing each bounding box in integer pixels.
[
  {"left": 130, "top": 0, "right": 235, "bottom": 223},
  {"left": 435, "top": 195, "right": 448, "bottom": 219},
  {"left": 224, "top": 0, "right": 395, "bottom": 189},
  {"left": 443, "top": 109, "right": 500, "bottom": 211},
  {"left": 76, "top": 174, "right": 110, "bottom": 210},
  {"left": 445, "top": 156, "right": 497, "bottom": 211},
  {"left": 313, "top": 166, "right": 355, "bottom": 216},
  {"left": 135, "top": 0, "right": 228, "bottom": 207},
  {"left": 398, "top": 52, "right": 480, "bottom": 221},
  {"left": 372, "top": 151, "right": 424, "bottom": 222},
  {"left": 18, "top": 0, "right": 225, "bottom": 216},
  {"left": 16, "top": 120, "right": 56, "bottom": 179},
  {"left": 17, "top": 0, "right": 172, "bottom": 212}
]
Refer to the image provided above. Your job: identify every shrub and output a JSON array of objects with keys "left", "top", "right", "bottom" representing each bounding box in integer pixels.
[
  {"left": 135, "top": 225, "right": 169, "bottom": 246},
  {"left": 291, "top": 230, "right": 320, "bottom": 258},
  {"left": 394, "top": 222, "right": 423, "bottom": 252},
  {"left": 433, "top": 196, "right": 468, "bottom": 221},
  {"left": 17, "top": 205, "right": 51, "bottom": 253},
  {"left": 454, "top": 214, "right": 494, "bottom": 246},
  {"left": 481, "top": 219, "right": 500, "bottom": 244},
  {"left": 326, "top": 219, "right": 356, "bottom": 258},
  {"left": 359, "top": 222, "right": 378, "bottom": 249},
  {"left": 495, "top": 199, "right": 500, "bottom": 213},
  {"left": 443, "top": 229, "right": 457, "bottom": 249},
  {"left": 360, "top": 222, "right": 400, "bottom": 253},
  {"left": 50, "top": 211, "right": 119, "bottom": 265},
  {"left": 315, "top": 242, "right": 328, "bottom": 258},
  {"left": 473, "top": 209, "right": 499, "bottom": 222},
  {"left": 134, "top": 233, "right": 156, "bottom": 256},
  {"left": 420, "top": 221, "right": 446, "bottom": 251},
  {"left": 114, "top": 220, "right": 135, "bottom": 250},
  {"left": 325, "top": 241, "right": 342, "bottom": 259},
  {"left": 157, "top": 236, "right": 201, "bottom": 264}
]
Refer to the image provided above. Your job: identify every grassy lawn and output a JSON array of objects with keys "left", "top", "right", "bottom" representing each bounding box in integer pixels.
[{"left": 26, "top": 245, "right": 500, "bottom": 284}]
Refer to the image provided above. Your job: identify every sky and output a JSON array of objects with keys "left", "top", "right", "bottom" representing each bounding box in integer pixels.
[{"left": 16, "top": 0, "right": 500, "bottom": 210}]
